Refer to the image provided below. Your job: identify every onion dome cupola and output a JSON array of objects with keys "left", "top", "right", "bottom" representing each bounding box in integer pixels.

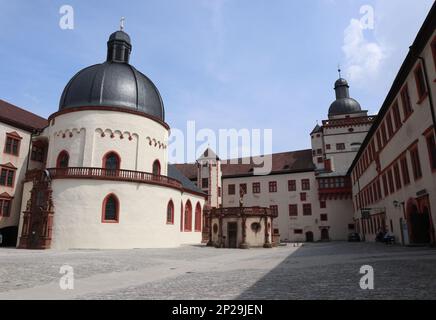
[
  {"left": 328, "top": 70, "right": 362, "bottom": 117},
  {"left": 59, "top": 22, "right": 165, "bottom": 121}
]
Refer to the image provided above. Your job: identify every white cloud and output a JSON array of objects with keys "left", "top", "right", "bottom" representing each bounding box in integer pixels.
[{"left": 342, "top": 18, "right": 385, "bottom": 83}]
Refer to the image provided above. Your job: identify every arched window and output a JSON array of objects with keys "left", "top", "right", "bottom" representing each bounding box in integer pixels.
[
  {"left": 103, "top": 151, "right": 121, "bottom": 170},
  {"left": 152, "top": 160, "right": 161, "bottom": 175},
  {"left": 102, "top": 194, "right": 119, "bottom": 223},
  {"left": 195, "top": 202, "right": 202, "bottom": 232},
  {"left": 184, "top": 200, "right": 192, "bottom": 231},
  {"left": 56, "top": 150, "right": 69, "bottom": 168},
  {"left": 166, "top": 200, "right": 174, "bottom": 224},
  {"left": 180, "top": 201, "right": 184, "bottom": 232}
]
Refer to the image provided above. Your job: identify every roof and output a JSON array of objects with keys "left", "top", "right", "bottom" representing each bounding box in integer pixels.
[
  {"left": 0, "top": 99, "right": 48, "bottom": 132},
  {"left": 347, "top": 2, "right": 436, "bottom": 176},
  {"left": 167, "top": 164, "right": 205, "bottom": 195},
  {"left": 175, "top": 149, "right": 315, "bottom": 179}
]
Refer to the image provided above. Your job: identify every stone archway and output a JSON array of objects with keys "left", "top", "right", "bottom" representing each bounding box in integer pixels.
[
  {"left": 320, "top": 228, "right": 330, "bottom": 241},
  {"left": 406, "top": 198, "right": 431, "bottom": 244}
]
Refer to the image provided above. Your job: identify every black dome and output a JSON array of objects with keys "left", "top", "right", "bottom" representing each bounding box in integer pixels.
[
  {"left": 328, "top": 98, "right": 362, "bottom": 116},
  {"left": 59, "top": 30, "right": 165, "bottom": 121},
  {"left": 328, "top": 77, "right": 361, "bottom": 116}
]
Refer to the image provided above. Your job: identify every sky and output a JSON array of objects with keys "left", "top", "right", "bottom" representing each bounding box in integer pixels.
[{"left": 0, "top": 0, "right": 433, "bottom": 163}]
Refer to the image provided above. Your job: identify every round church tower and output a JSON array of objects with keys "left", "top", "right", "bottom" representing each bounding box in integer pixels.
[{"left": 18, "top": 28, "right": 205, "bottom": 249}]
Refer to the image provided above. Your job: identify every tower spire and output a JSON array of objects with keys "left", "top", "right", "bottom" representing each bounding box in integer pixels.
[{"left": 120, "top": 17, "right": 125, "bottom": 31}]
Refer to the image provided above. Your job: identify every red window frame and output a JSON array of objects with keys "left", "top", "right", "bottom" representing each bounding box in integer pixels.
[
  {"left": 301, "top": 179, "right": 310, "bottom": 191},
  {"left": 409, "top": 145, "right": 422, "bottom": 180},
  {"left": 101, "top": 193, "right": 119, "bottom": 223},
  {"left": 326, "top": 144, "right": 331, "bottom": 150},
  {"left": 401, "top": 85, "right": 413, "bottom": 119},
  {"left": 268, "top": 181, "right": 277, "bottom": 193},
  {"left": 102, "top": 151, "right": 121, "bottom": 170},
  {"left": 300, "top": 192, "right": 306, "bottom": 201},
  {"left": 400, "top": 156, "right": 411, "bottom": 185},
  {"left": 386, "top": 113, "right": 394, "bottom": 139},
  {"left": 252, "top": 182, "right": 261, "bottom": 194},
  {"left": 288, "top": 204, "right": 298, "bottom": 216},
  {"left": 166, "top": 200, "right": 174, "bottom": 224},
  {"left": 414, "top": 63, "right": 427, "bottom": 103},
  {"left": 0, "top": 197, "right": 12, "bottom": 217},
  {"left": 424, "top": 128, "right": 436, "bottom": 172},
  {"left": 320, "top": 201, "right": 326, "bottom": 209},
  {"left": 184, "top": 200, "right": 192, "bottom": 231},
  {"left": 194, "top": 202, "right": 202, "bottom": 232},
  {"left": 4, "top": 132, "right": 22, "bottom": 156},
  {"left": 302, "top": 203, "right": 312, "bottom": 216},
  {"left": 0, "top": 166, "right": 16, "bottom": 188},
  {"left": 152, "top": 159, "right": 161, "bottom": 175},
  {"left": 56, "top": 150, "right": 70, "bottom": 168},
  {"left": 288, "top": 180, "right": 296, "bottom": 191},
  {"left": 228, "top": 184, "right": 235, "bottom": 195},
  {"left": 387, "top": 168, "right": 395, "bottom": 194},
  {"left": 393, "top": 162, "right": 402, "bottom": 190},
  {"left": 392, "top": 102, "right": 402, "bottom": 131}
]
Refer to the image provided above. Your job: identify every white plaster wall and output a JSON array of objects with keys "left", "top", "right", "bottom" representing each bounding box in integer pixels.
[
  {"left": 48, "top": 179, "right": 204, "bottom": 249},
  {"left": 45, "top": 110, "right": 168, "bottom": 175}
]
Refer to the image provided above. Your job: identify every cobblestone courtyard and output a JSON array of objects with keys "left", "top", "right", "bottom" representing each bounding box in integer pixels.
[{"left": 0, "top": 242, "right": 435, "bottom": 299}]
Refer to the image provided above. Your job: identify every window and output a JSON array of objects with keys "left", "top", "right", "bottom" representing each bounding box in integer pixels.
[
  {"left": 238, "top": 183, "right": 247, "bottom": 195},
  {"left": 152, "top": 160, "right": 161, "bottom": 175},
  {"left": 414, "top": 63, "right": 427, "bottom": 102},
  {"left": 326, "top": 144, "right": 331, "bottom": 150},
  {"left": 0, "top": 198, "right": 11, "bottom": 217},
  {"left": 409, "top": 146, "right": 422, "bottom": 180},
  {"left": 289, "top": 204, "right": 298, "bottom": 216},
  {"left": 393, "top": 163, "right": 402, "bottom": 190},
  {"left": 432, "top": 37, "right": 436, "bottom": 69},
  {"left": 320, "top": 214, "right": 328, "bottom": 221},
  {"left": 425, "top": 130, "right": 436, "bottom": 171},
  {"left": 56, "top": 150, "right": 69, "bottom": 168},
  {"left": 317, "top": 157, "right": 323, "bottom": 163},
  {"left": 400, "top": 156, "right": 411, "bottom": 185},
  {"left": 392, "top": 102, "right": 402, "bottom": 131},
  {"left": 31, "top": 145, "right": 44, "bottom": 162},
  {"left": 301, "top": 179, "right": 310, "bottom": 190},
  {"left": 288, "top": 180, "right": 296, "bottom": 191},
  {"left": 270, "top": 205, "right": 278, "bottom": 216},
  {"left": 300, "top": 192, "right": 306, "bottom": 201},
  {"left": 0, "top": 167, "right": 15, "bottom": 187},
  {"left": 102, "top": 194, "right": 119, "bottom": 222},
  {"left": 336, "top": 143, "right": 345, "bottom": 150},
  {"left": 252, "top": 182, "right": 260, "bottom": 194},
  {"left": 184, "top": 200, "right": 192, "bottom": 231},
  {"left": 376, "top": 130, "right": 382, "bottom": 150},
  {"left": 166, "top": 200, "right": 174, "bottom": 224},
  {"left": 381, "top": 122, "right": 388, "bottom": 145},
  {"left": 382, "top": 173, "right": 388, "bottom": 197},
  {"left": 195, "top": 203, "right": 202, "bottom": 232},
  {"left": 4, "top": 133, "right": 21, "bottom": 156},
  {"left": 103, "top": 151, "right": 120, "bottom": 170},
  {"left": 401, "top": 85, "right": 413, "bottom": 118},
  {"left": 201, "top": 178, "right": 208, "bottom": 189},
  {"left": 269, "top": 181, "right": 277, "bottom": 193},
  {"left": 317, "top": 149, "right": 322, "bottom": 155},
  {"left": 386, "top": 114, "right": 394, "bottom": 139},
  {"left": 387, "top": 169, "right": 395, "bottom": 194},
  {"left": 294, "top": 229, "right": 303, "bottom": 234},
  {"left": 303, "top": 203, "right": 312, "bottom": 216},
  {"left": 228, "top": 184, "right": 235, "bottom": 195},
  {"left": 320, "top": 201, "right": 326, "bottom": 209}
]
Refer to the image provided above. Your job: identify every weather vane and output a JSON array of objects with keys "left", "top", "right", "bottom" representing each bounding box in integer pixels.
[{"left": 120, "top": 17, "right": 125, "bottom": 31}]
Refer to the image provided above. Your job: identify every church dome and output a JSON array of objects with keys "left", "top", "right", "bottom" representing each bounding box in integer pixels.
[
  {"left": 328, "top": 77, "right": 361, "bottom": 117},
  {"left": 59, "top": 30, "right": 165, "bottom": 121}
]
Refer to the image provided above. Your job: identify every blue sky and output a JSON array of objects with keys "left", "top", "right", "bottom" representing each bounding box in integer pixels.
[{"left": 0, "top": 0, "right": 433, "bottom": 162}]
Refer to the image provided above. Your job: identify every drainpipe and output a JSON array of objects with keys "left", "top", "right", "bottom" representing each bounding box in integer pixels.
[{"left": 418, "top": 56, "right": 436, "bottom": 131}]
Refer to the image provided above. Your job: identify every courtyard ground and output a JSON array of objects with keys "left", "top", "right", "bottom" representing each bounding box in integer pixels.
[{"left": 0, "top": 242, "right": 435, "bottom": 299}]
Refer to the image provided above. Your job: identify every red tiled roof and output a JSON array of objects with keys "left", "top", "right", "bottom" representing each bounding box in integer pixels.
[
  {"left": 0, "top": 99, "right": 48, "bottom": 132},
  {"left": 174, "top": 149, "right": 315, "bottom": 179}
]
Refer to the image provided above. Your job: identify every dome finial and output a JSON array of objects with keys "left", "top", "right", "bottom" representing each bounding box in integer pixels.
[
  {"left": 120, "top": 17, "right": 125, "bottom": 31},
  {"left": 337, "top": 64, "right": 342, "bottom": 78}
]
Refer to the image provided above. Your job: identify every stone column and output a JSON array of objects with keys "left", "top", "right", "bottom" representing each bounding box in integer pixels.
[
  {"left": 263, "top": 213, "right": 272, "bottom": 248},
  {"left": 239, "top": 210, "right": 248, "bottom": 249}
]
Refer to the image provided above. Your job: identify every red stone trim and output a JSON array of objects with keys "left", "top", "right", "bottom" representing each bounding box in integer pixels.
[
  {"left": 101, "top": 193, "right": 120, "bottom": 223},
  {"left": 194, "top": 202, "right": 202, "bottom": 232},
  {"left": 48, "top": 106, "right": 170, "bottom": 131},
  {"left": 102, "top": 150, "right": 121, "bottom": 170},
  {"left": 166, "top": 200, "right": 175, "bottom": 224},
  {"left": 184, "top": 200, "right": 192, "bottom": 231},
  {"left": 56, "top": 150, "right": 70, "bottom": 168},
  {"left": 4, "top": 132, "right": 22, "bottom": 156}
]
